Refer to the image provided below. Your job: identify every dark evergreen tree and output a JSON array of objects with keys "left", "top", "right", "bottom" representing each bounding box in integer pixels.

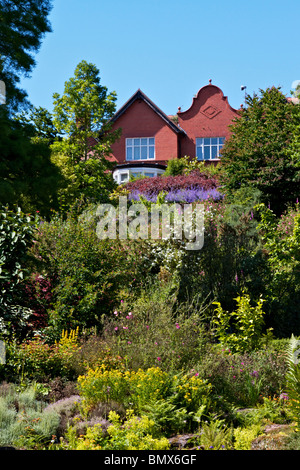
[
  {"left": 220, "top": 87, "right": 300, "bottom": 214},
  {"left": 0, "top": 0, "right": 53, "bottom": 112}
]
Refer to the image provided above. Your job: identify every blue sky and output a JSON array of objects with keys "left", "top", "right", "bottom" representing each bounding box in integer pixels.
[{"left": 21, "top": 0, "right": 300, "bottom": 116}]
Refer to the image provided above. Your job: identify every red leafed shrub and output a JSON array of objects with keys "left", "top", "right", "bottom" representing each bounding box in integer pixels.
[{"left": 124, "top": 170, "right": 219, "bottom": 197}]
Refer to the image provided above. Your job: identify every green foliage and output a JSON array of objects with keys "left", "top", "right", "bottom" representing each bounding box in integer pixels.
[
  {"left": 198, "top": 415, "right": 233, "bottom": 450},
  {"left": 164, "top": 158, "right": 188, "bottom": 176},
  {"left": 0, "top": 383, "right": 60, "bottom": 449},
  {"left": 220, "top": 87, "right": 300, "bottom": 214},
  {"left": 30, "top": 211, "right": 148, "bottom": 335},
  {"left": 77, "top": 365, "right": 212, "bottom": 432},
  {"left": 142, "top": 398, "right": 190, "bottom": 435},
  {"left": 212, "top": 292, "right": 266, "bottom": 354},
  {"left": 51, "top": 60, "right": 120, "bottom": 210},
  {"left": 199, "top": 348, "right": 286, "bottom": 408},
  {"left": 233, "top": 424, "right": 262, "bottom": 450},
  {"left": 256, "top": 203, "right": 300, "bottom": 336},
  {"left": 0, "top": 107, "right": 62, "bottom": 216},
  {"left": 104, "top": 282, "right": 208, "bottom": 371},
  {"left": 3, "top": 328, "right": 82, "bottom": 382},
  {"left": 0, "top": 206, "right": 38, "bottom": 337},
  {"left": 16, "top": 105, "right": 60, "bottom": 146},
  {"left": 285, "top": 334, "right": 300, "bottom": 429},
  {"left": 63, "top": 410, "right": 170, "bottom": 450},
  {"left": 0, "top": 0, "right": 53, "bottom": 112}
]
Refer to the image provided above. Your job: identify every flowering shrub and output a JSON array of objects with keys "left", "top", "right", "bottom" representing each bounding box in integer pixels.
[
  {"left": 62, "top": 410, "right": 170, "bottom": 450},
  {"left": 77, "top": 365, "right": 212, "bottom": 420},
  {"left": 4, "top": 328, "right": 82, "bottom": 382},
  {"left": 29, "top": 212, "right": 152, "bottom": 334},
  {"left": 129, "top": 187, "right": 222, "bottom": 203},
  {"left": 102, "top": 282, "right": 208, "bottom": 372},
  {"left": 124, "top": 170, "right": 219, "bottom": 199}
]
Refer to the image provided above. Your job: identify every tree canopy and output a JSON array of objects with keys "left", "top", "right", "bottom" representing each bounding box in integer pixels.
[
  {"left": 0, "top": 0, "right": 53, "bottom": 112},
  {"left": 51, "top": 60, "right": 120, "bottom": 210},
  {"left": 220, "top": 87, "right": 300, "bottom": 214}
]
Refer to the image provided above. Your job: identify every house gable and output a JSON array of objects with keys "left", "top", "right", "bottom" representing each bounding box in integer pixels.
[
  {"left": 177, "top": 81, "right": 240, "bottom": 159},
  {"left": 109, "top": 89, "right": 185, "bottom": 165}
]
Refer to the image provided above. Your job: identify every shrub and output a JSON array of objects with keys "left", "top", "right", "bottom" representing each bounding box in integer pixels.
[
  {"left": 102, "top": 281, "right": 208, "bottom": 372},
  {"left": 0, "top": 384, "right": 60, "bottom": 449},
  {"left": 30, "top": 211, "right": 151, "bottom": 335},
  {"left": 0, "top": 206, "right": 38, "bottom": 338},
  {"left": 3, "top": 328, "right": 82, "bottom": 382},
  {"left": 124, "top": 170, "right": 218, "bottom": 199},
  {"left": 198, "top": 348, "right": 287, "bottom": 409},
  {"left": 233, "top": 424, "right": 262, "bottom": 450},
  {"left": 62, "top": 410, "right": 170, "bottom": 450},
  {"left": 198, "top": 415, "right": 233, "bottom": 450},
  {"left": 256, "top": 203, "right": 300, "bottom": 336},
  {"left": 285, "top": 334, "right": 300, "bottom": 429},
  {"left": 212, "top": 292, "right": 267, "bottom": 354},
  {"left": 77, "top": 364, "right": 212, "bottom": 434}
]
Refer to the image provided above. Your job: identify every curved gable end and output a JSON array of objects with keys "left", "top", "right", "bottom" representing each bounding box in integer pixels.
[
  {"left": 177, "top": 80, "right": 240, "bottom": 160},
  {"left": 178, "top": 81, "right": 238, "bottom": 119}
]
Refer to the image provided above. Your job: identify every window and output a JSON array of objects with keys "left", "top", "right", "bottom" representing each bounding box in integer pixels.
[
  {"left": 126, "top": 138, "right": 155, "bottom": 161},
  {"left": 120, "top": 172, "right": 129, "bottom": 183},
  {"left": 196, "top": 137, "right": 225, "bottom": 160}
]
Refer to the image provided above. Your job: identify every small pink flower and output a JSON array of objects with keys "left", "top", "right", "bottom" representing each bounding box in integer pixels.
[
  {"left": 194, "top": 372, "right": 199, "bottom": 377},
  {"left": 146, "top": 325, "right": 149, "bottom": 329},
  {"left": 121, "top": 300, "right": 124, "bottom": 303},
  {"left": 175, "top": 323, "right": 180, "bottom": 329},
  {"left": 114, "top": 311, "right": 118, "bottom": 316},
  {"left": 114, "top": 327, "right": 118, "bottom": 331},
  {"left": 157, "top": 357, "right": 161, "bottom": 361},
  {"left": 123, "top": 326, "right": 128, "bottom": 330},
  {"left": 128, "top": 341, "right": 132, "bottom": 344}
]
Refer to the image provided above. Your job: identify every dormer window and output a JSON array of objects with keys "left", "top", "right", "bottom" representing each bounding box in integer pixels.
[
  {"left": 196, "top": 137, "right": 225, "bottom": 160},
  {"left": 126, "top": 138, "right": 155, "bottom": 161}
]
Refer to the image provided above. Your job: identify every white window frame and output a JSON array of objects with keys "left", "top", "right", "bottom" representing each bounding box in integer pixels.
[
  {"left": 113, "top": 167, "right": 165, "bottom": 184},
  {"left": 196, "top": 137, "right": 225, "bottom": 161},
  {"left": 126, "top": 137, "right": 155, "bottom": 161}
]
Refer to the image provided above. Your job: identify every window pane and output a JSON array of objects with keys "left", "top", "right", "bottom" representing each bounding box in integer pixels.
[
  {"left": 204, "top": 147, "right": 210, "bottom": 160},
  {"left": 141, "top": 138, "right": 147, "bottom": 145},
  {"left": 126, "top": 147, "right": 132, "bottom": 160},
  {"left": 127, "top": 139, "right": 132, "bottom": 146},
  {"left": 149, "top": 138, "right": 155, "bottom": 145},
  {"left": 211, "top": 146, "right": 218, "bottom": 158},
  {"left": 204, "top": 138, "right": 210, "bottom": 145},
  {"left": 196, "top": 138, "right": 203, "bottom": 146},
  {"left": 120, "top": 173, "right": 128, "bottom": 182},
  {"left": 134, "top": 139, "right": 140, "bottom": 146},
  {"left": 134, "top": 147, "right": 140, "bottom": 159},
  {"left": 211, "top": 138, "right": 218, "bottom": 145},
  {"left": 145, "top": 172, "right": 154, "bottom": 177},
  {"left": 141, "top": 146, "right": 147, "bottom": 159},
  {"left": 149, "top": 146, "right": 155, "bottom": 159},
  {"left": 219, "top": 137, "right": 225, "bottom": 145},
  {"left": 197, "top": 147, "right": 203, "bottom": 160}
]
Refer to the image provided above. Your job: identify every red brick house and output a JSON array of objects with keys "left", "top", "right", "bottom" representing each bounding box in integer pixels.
[{"left": 109, "top": 80, "right": 240, "bottom": 184}]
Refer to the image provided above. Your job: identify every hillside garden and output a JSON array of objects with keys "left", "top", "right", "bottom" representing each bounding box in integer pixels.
[
  {"left": 0, "top": 148, "right": 300, "bottom": 450},
  {"left": 1, "top": 7, "right": 300, "bottom": 448}
]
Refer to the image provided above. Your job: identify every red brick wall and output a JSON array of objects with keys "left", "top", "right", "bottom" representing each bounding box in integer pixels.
[
  {"left": 178, "top": 84, "right": 240, "bottom": 158},
  {"left": 110, "top": 99, "right": 179, "bottom": 165}
]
